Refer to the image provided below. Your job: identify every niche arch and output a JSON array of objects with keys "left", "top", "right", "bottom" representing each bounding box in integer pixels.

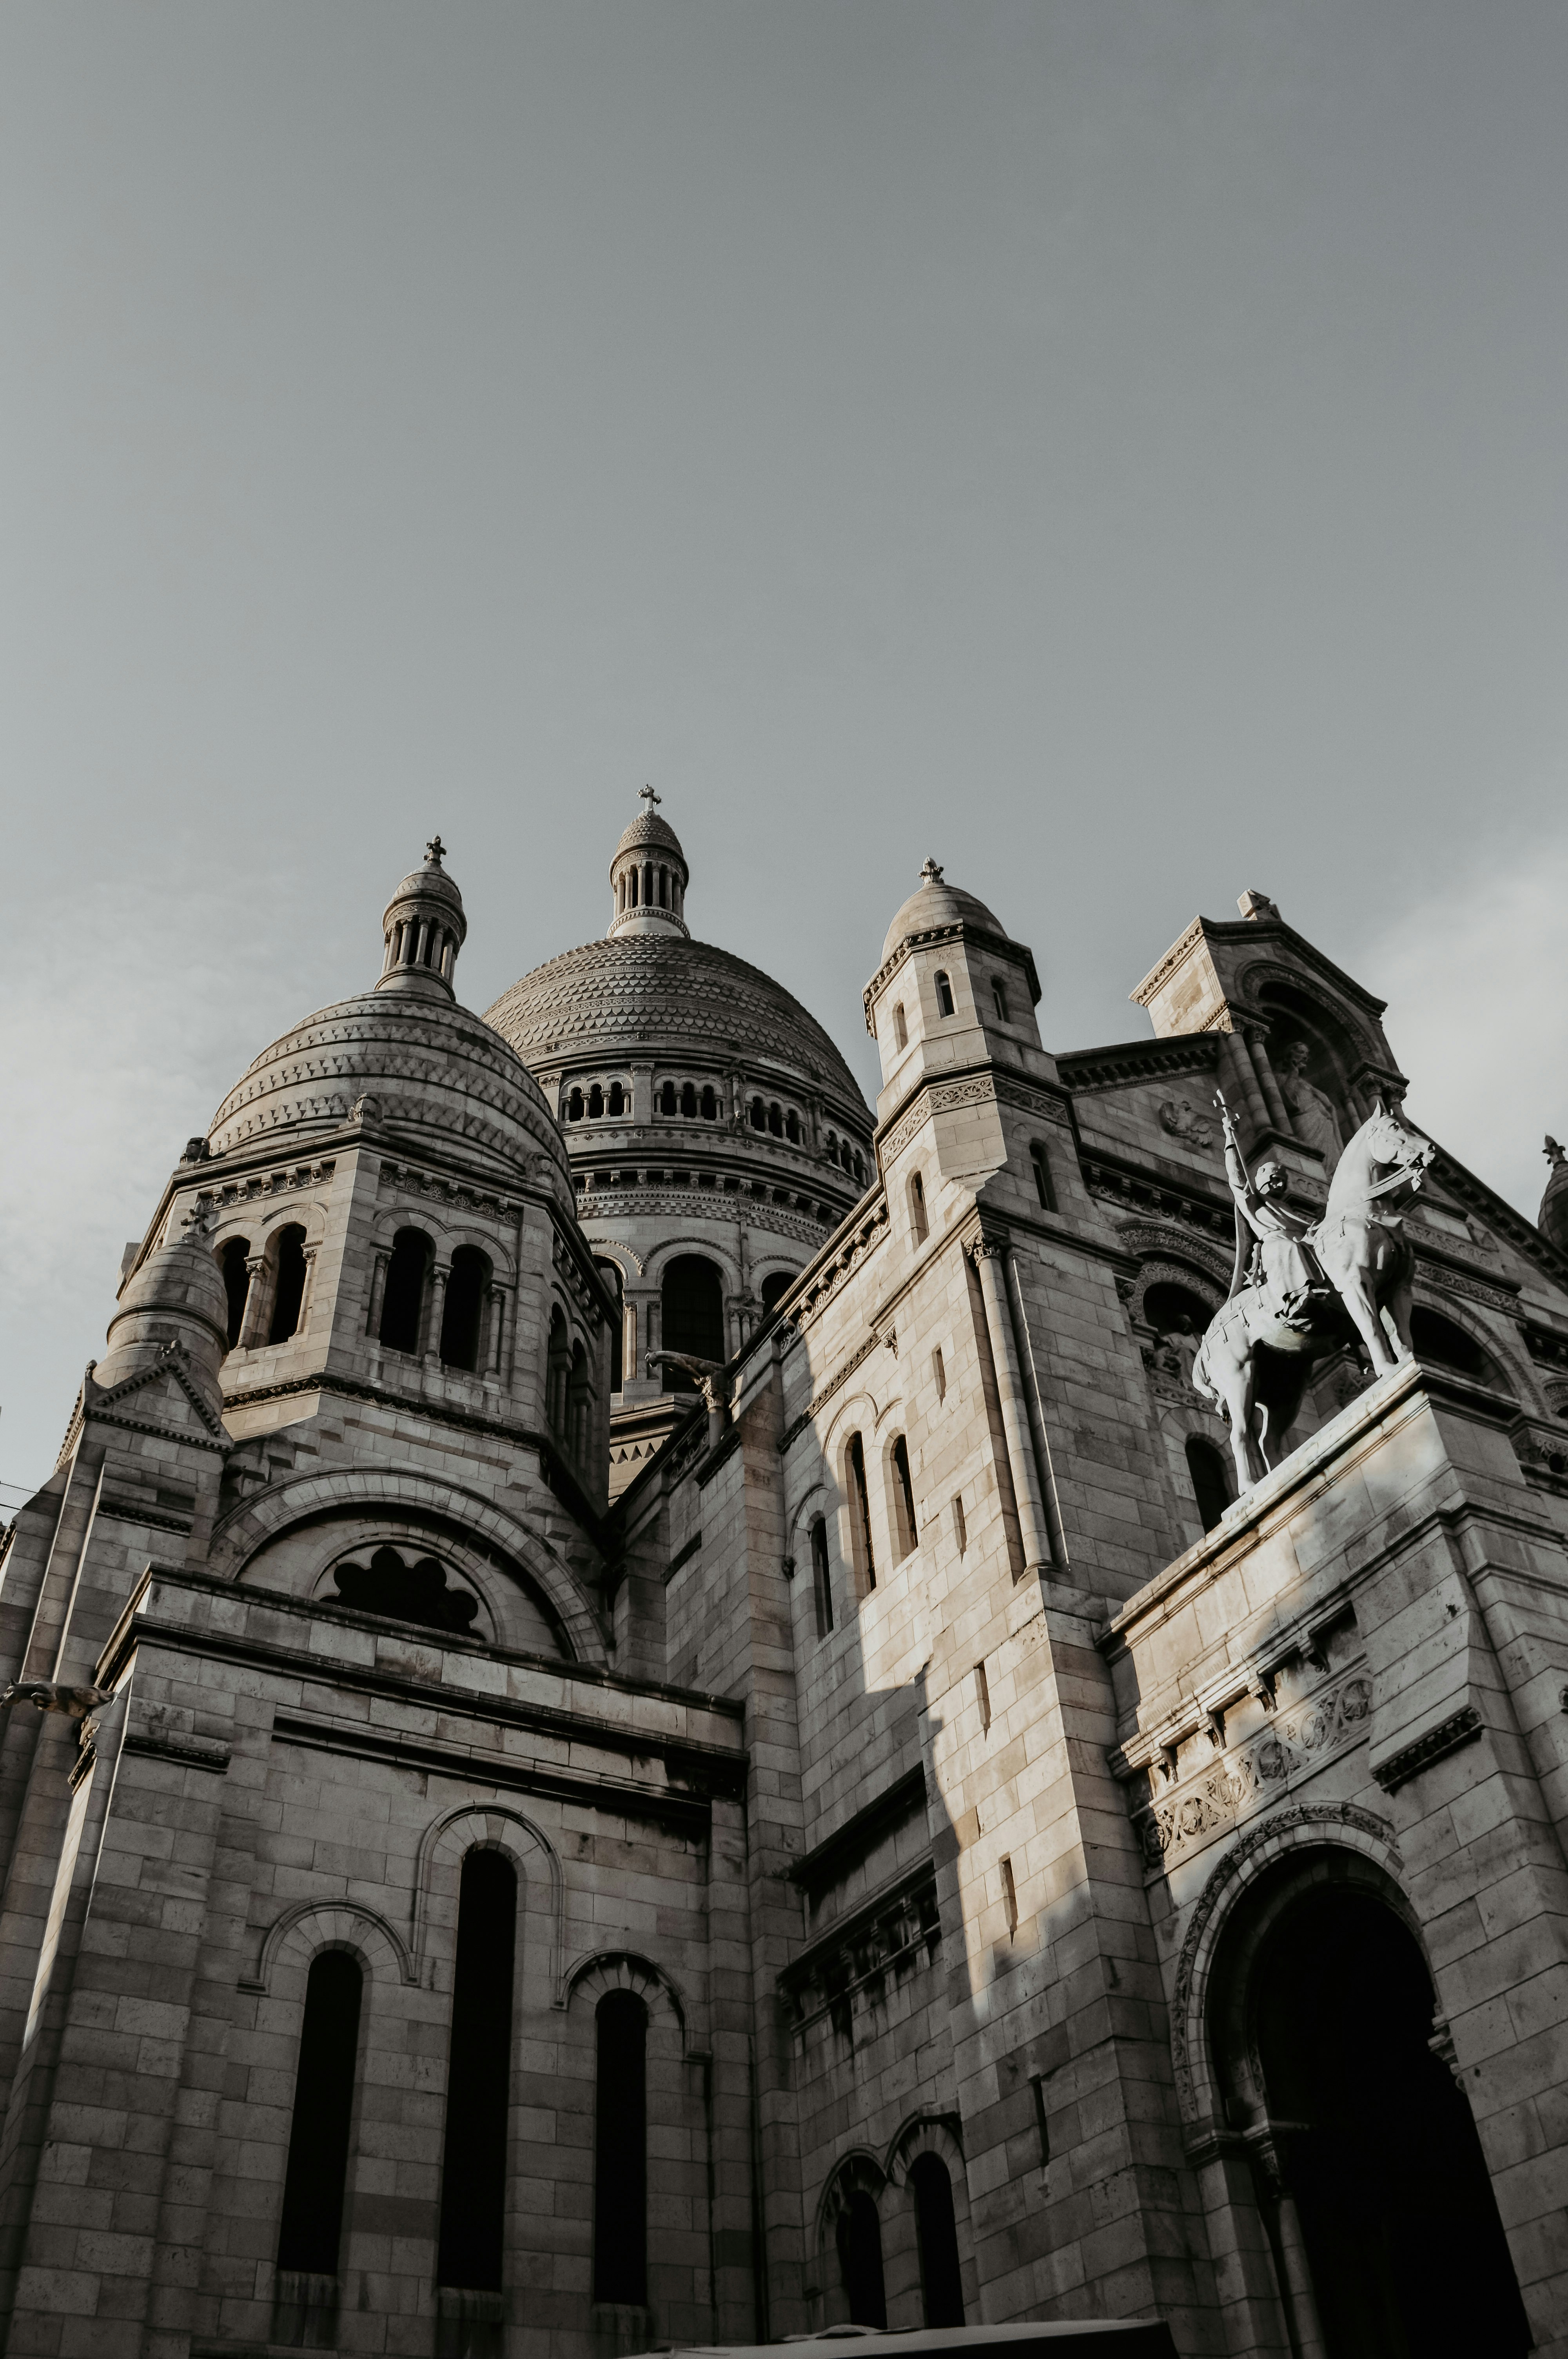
[
  {"left": 566, "top": 1950, "right": 688, "bottom": 2049},
  {"left": 883, "top": 2111, "right": 965, "bottom": 2188},
  {"left": 414, "top": 1804, "right": 563, "bottom": 2004},
  {"left": 250, "top": 1899, "right": 415, "bottom": 1994}
]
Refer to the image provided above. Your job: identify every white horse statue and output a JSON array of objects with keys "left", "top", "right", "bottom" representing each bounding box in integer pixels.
[{"left": 1192, "top": 1093, "right": 1435, "bottom": 1497}]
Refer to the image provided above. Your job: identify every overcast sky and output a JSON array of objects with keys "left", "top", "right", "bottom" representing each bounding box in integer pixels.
[{"left": 3, "top": 1, "right": 1566, "bottom": 1501}]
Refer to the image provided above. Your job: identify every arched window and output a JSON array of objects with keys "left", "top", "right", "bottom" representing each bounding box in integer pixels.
[
  {"left": 567, "top": 1087, "right": 584, "bottom": 1122},
  {"left": 546, "top": 1307, "right": 570, "bottom": 1432},
  {"left": 934, "top": 970, "right": 955, "bottom": 1019},
  {"left": 811, "top": 1515, "right": 833, "bottom": 1638},
  {"left": 593, "top": 1991, "right": 647, "bottom": 2304},
  {"left": 839, "top": 1139, "right": 853, "bottom": 1172},
  {"left": 768, "top": 1102, "right": 783, "bottom": 1137},
  {"left": 569, "top": 1341, "right": 590, "bottom": 1461},
  {"left": 437, "top": 1851, "right": 516, "bottom": 2294},
  {"left": 853, "top": 1151, "right": 866, "bottom": 1183},
  {"left": 846, "top": 1433, "right": 876, "bottom": 1591},
  {"left": 596, "top": 1261, "right": 624, "bottom": 1391},
  {"left": 750, "top": 1097, "right": 766, "bottom": 1132},
  {"left": 439, "top": 1247, "right": 490, "bottom": 1372},
  {"left": 587, "top": 1083, "right": 604, "bottom": 1120},
  {"left": 909, "top": 2154, "right": 964, "bottom": 2326},
  {"left": 835, "top": 2190, "right": 886, "bottom": 2328},
  {"left": 1030, "top": 1144, "right": 1055, "bottom": 1212},
  {"left": 276, "top": 1951, "right": 363, "bottom": 2277},
  {"left": 660, "top": 1080, "right": 677, "bottom": 1116},
  {"left": 892, "top": 1003, "right": 907, "bottom": 1051},
  {"left": 890, "top": 1436, "right": 917, "bottom": 1558},
  {"left": 267, "top": 1225, "right": 309, "bottom": 1345},
  {"left": 932, "top": 1345, "right": 947, "bottom": 1402},
  {"left": 1185, "top": 1435, "right": 1232, "bottom": 1533},
  {"left": 700, "top": 1085, "right": 717, "bottom": 1121},
  {"left": 760, "top": 1270, "right": 795, "bottom": 1319},
  {"left": 610, "top": 1080, "right": 626, "bottom": 1116},
  {"left": 661, "top": 1256, "right": 725, "bottom": 1386},
  {"left": 657, "top": 865, "right": 668, "bottom": 908},
  {"left": 786, "top": 1109, "right": 801, "bottom": 1143},
  {"left": 218, "top": 1236, "right": 250, "bottom": 1347},
  {"left": 909, "top": 1170, "right": 929, "bottom": 1243},
  {"left": 953, "top": 1494, "right": 967, "bottom": 1554},
  {"left": 380, "top": 1227, "right": 431, "bottom": 1355},
  {"left": 681, "top": 1081, "right": 697, "bottom": 1118},
  {"left": 1411, "top": 1307, "right": 1508, "bottom": 1391},
  {"left": 991, "top": 978, "right": 1009, "bottom": 1025}
]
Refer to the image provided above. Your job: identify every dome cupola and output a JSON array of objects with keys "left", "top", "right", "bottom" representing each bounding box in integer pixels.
[
  {"left": 608, "top": 788, "right": 690, "bottom": 941},
  {"left": 94, "top": 1209, "right": 231, "bottom": 1409},
  {"left": 376, "top": 835, "right": 468, "bottom": 1001}
]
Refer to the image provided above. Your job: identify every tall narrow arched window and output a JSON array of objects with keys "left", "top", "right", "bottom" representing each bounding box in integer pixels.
[
  {"left": 596, "top": 1261, "right": 624, "bottom": 1392},
  {"left": 700, "top": 1085, "right": 717, "bottom": 1121},
  {"left": 892, "top": 1003, "right": 907, "bottom": 1051},
  {"left": 1185, "top": 1435, "right": 1232, "bottom": 1533},
  {"left": 760, "top": 1269, "right": 795, "bottom": 1319},
  {"left": 628, "top": 865, "right": 639, "bottom": 907},
  {"left": 439, "top": 1247, "right": 490, "bottom": 1372},
  {"left": 909, "top": 1170, "right": 929, "bottom": 1244},
  {"left": 218, "top": 1236, "right": 250, "bottom": 1347},
  {"left": 846, "top": 1433, "right": 876, "bottom": 1591},
  {"left": 811, "top": 1515, "right": 834, "bottom": 1639},
  {"left": 608, "top": 1080, "right": 625, "bottom": 1116},
  {"left": 660, "top": 1080, "right": 677, "bottom": 1116},
  {"left": 680, "top": 1081, "right": 697, "bottom": 1118},
  {"left": 658, "top": 865, "right": 669, "bottom": 907},
  {"left": 379, "top": 1228, "right": 431, "bottom": 1355},
  {"left": 768, "top": 1102, "right": 783, "bottom": 1137},
  {"left": 437, "top": 1850, "right": 516, "bottom": 2294},
  {"left": 786, "top": 1109, "right": 800, "bottom": 1143},
  {"left": 835, "top": 2191, "right": 886, "bottom": 2328},
  {"left": 568, "top": 1341, "right": 590, "bottom": 1461},
  {"left": 991, "top": 978, "right": 1009, "bottom": 1024},
  {"left": 593, "top": 1992, "right": 647, "bottom": 2304},
  {"left": 567, "top": 1087, "right": 584, "bottom": 1122},
  {"left": 910, "top": 2154, "right": 964, "bottom": 2325},
  {"left": 934, "top": 971, "right": 955, "bottom": 1019},
  {"left": 890, "top": 1436, "right": 917, "bottom": 1559},
  {"left": 1030, "top": 1143, "right": 1056, "bottom": 1212},
  {"left": 546, "top": 1307, "right": 570, "bottom": 1432},
  {"left": 750, "top": 1097, "right": 766, "bottom": 1131},
  {"left": 276, "top": 1950, "right": 363, "bottom": 2277},
  {"left": 661, "top": 1255, "right": 724, "bottom": 1386},
  {"left": 267, "top": 1225, "right": 309, "bottom": 1345},
  {"left": 588, "top": 1083, "right": 604, "bottom": 1120}
]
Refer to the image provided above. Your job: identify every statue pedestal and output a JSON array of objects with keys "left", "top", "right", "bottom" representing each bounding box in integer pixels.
[{"left": 1100, "top": 1358, "right": 1568, "bottom": 2354}]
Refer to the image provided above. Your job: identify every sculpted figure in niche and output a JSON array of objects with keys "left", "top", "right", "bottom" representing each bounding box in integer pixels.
[{"left": 1277, "top": 1038, "right": 1346, "bottom": 1176}]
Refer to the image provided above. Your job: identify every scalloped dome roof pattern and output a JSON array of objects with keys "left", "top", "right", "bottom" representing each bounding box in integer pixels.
[
  {"left": 613, "top": 811, "right": 686, "bottom": 862},
  {"left": 880, "top": 877, "right": 1009, "bottom": 966},
  {"left": 207, "top": 992, "right": 571, "bottom": 1184},
  {"left": 485, "top": 935, "right": 870, "bottom": 1114}
]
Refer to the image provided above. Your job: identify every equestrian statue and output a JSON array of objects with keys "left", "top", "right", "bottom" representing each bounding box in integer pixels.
[{"left": 1191, "top": 1089, "right": 1435, "bottom": 1497}]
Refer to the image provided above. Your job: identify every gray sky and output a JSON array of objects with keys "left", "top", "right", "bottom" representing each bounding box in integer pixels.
[{"left": 4, "top": 1, "right": 1566, "bottom": 1501}]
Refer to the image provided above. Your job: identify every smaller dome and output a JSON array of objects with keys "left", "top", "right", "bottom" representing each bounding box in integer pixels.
[
  {"left": 880, "top": 858, "right": 1008, "bottom": 965},
  {"left": 94, "top": 1229, "right": 231, "bottom": 1408},
  {"left": 614, "top": 810, "right": 686, "bottom": 864},
  {"left": 387, "top": 854, "right": 465, "bottom": 916}
]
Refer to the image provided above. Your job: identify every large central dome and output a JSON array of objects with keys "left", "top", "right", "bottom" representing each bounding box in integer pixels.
[{"left": 486, "top": 932, "right": 866, "bottom": 1105}]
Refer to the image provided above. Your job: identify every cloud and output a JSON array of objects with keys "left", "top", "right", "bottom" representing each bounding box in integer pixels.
[{"left": 1360, "top": 832, "right": 1568, "bottom": 1223}]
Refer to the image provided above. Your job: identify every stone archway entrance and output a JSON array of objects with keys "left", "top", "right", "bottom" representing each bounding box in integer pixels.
[{"left": 1212, "top": 1857, "right": 1529, "bottom": 2359}]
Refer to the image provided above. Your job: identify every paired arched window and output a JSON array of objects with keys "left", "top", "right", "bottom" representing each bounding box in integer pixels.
[
  {"left": 276, "top": 1951, "right": 363, "bottom": 2279},
  {"left": 267, "top": 1225, "right": 309, "bottom": 1345},
  {"left": 835, "top": 2190, "right": 886, "bottom": 2327},
  {"left": 593, "top": 1992, "right": 648, "bottom": 2304},
  {"left": 846, "top": 1433, "right": 876, "bottom": 1591},
  {"left": 890, "top": 1436, "right": 918, "bottom": 1559},
  {"left": 1185, "top": 1436, "right": 1232, "bottom": 1533},
  {"left": 380, "top": 1227, "right": 431, "bottom": 1354},
  {"left": 934, "top": 970, "right": 955, "bottom": 1019},
  {"left": 909, "top": 1170, "right": 929, "bottom": 1244},
  {"left": 661, "top": 1255, "right": 725, "bottom": 1385},
  {"left": 218, "top": 1235, "right": 250, "bottom": 1347},
  {"left": 910, "top": 2154, "right": 964, "bottom": 2326},
  {"left": 810, "top": 1514, "right": 834, "bottom": 1639},
  {"left": 440, "top": 1247, "right": 490, "bottom": 1372},
  {"left": 437, "top": 1851, "right": 516, "bottom": 2295}
]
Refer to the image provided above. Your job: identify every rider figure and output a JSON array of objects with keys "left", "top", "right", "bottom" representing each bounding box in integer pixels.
[{"left": 1217, "top": 1092, "right": 1325, "bottom": 1323}]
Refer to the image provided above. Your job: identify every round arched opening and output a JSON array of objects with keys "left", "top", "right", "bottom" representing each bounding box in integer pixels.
[
  {"left": 1410, "top": 1305, "right": 1508, "bottom": 1393},
  {"left": 660, "top": 1254, "right": 725, "bottom": 1388},
  {"left": 1143, "top": 1279, "right": 1212, "bottom": 1339},
  {"left": 1210, "top": 1857, "right": 1529, "bottom": 2357}
]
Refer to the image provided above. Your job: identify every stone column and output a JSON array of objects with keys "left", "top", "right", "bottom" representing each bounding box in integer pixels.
[
  {"left": 236, "top": 1254, "right": 270, "bottom": 1350},
  {"left": 296, "top": 1243, "right": 320, "bottom": 1338},
  {"left": 1246, "top": 1029, "right": 1293, "bottom": 1135},
  {"left": 366, "top": 1250, "right": 390, "bottom": 1338},
  {"left": 486, "top": 1287, "right": 506, "bottom": 1375},
  {"left": 631, "top": 1061, "right": 654, "bottom": 1124},
  {"left": 1220, "top": 1029, "right": 1272, "bottom": 1143},
  {"left": 970, "top": 1236, "right": 1052, "bottom": 1576},
  {"left": 423, "top": 1263, "right": 448, "bottom": 1365}
]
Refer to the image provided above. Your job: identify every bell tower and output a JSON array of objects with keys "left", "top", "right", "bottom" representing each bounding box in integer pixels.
[{"left": 607, "top": 787, "right": 690, "bottom": 940}]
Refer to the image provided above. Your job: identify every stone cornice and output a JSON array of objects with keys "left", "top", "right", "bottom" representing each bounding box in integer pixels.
[
  {"left": 873, "top": 1061, "right": 1073, "bottom": 1172},
  {"left": 1056, "top": 1035, "right": 1220, "bottom": 1096}
]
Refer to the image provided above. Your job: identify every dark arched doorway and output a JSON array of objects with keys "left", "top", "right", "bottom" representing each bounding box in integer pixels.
[
  {"left": 660, "top": 1254, "right": 725, "bottom": 1388},
  {"left": 1218, "top": 1862, "right": 1529, "bottom": 2359}
]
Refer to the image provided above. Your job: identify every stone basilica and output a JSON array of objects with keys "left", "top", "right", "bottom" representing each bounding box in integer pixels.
[{"left": 0, "top": 802, "right": 1566, "bottom": 2359}]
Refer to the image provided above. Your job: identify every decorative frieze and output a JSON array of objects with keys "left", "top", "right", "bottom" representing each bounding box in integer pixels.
[
  {"left": 778, "top": 1860, "right": 941, "bottom": 2046},
  {"left": 192, "top": 1158, "right": 336, "bottom": 1213},
  {"left": 377, "top": 1159, "right": 522, "bottom": 1221},
  {"left": 789, "top": 1201, "right": 890, "bottom": 1334}
]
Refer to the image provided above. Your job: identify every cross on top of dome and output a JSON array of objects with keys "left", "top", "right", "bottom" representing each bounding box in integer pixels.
[
  {"left": 425, "top": 834, "right": 447, "bottom": 866},
  {"left": 921, "top": 857, "right": 945, "bottom": 886},
  {"left": 638, "top": 785, "right": 661, "bottom": 815}
]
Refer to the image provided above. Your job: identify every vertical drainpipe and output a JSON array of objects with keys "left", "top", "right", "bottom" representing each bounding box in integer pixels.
[{"left": 969, "top": 1236, "right": 1053, "bottom": 1577}]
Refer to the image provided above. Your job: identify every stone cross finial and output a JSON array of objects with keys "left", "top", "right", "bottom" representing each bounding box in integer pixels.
[
  {"left": 1238, "top": 889, "right": 1281, "bottom": 922},
  {"left": 1547, "top": 1136, "right": 1566, "bottom": 1169},
  {"left": 639, "top": 784, "right": 662, "bottom": 814},
  {"left": 920, "top": 858, "right": 944, "bottom": 886},
  {"left": 179, "top": 1199, "right": 218, "bottom": 1240},
  {"left": 425, "top": 834, "right": 446, "bottom": 866}
]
